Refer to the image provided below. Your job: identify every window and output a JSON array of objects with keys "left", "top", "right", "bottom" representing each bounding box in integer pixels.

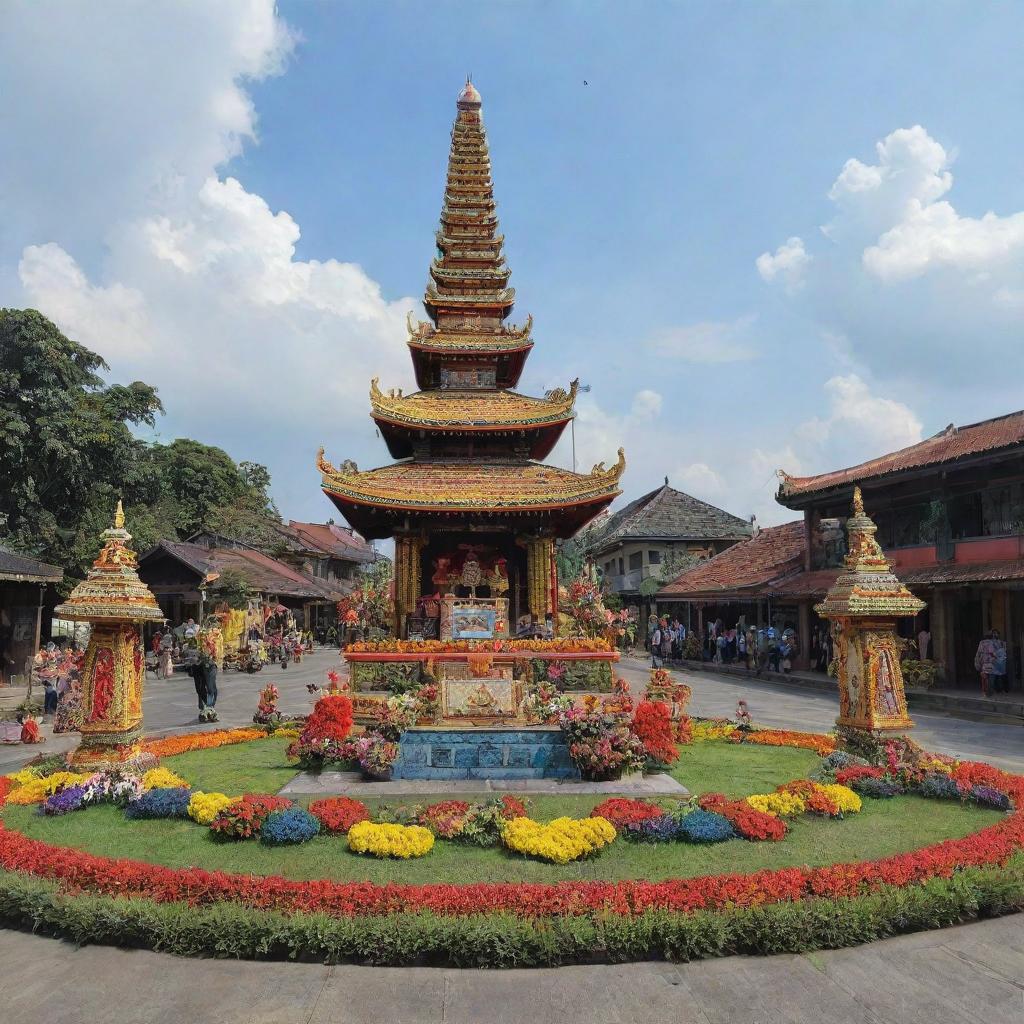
[
  {"left": 628, "top": 552, "right": 642, "bottom": 571},
  {"left": 605, "top": 561, "right": 614, "bottom": 576},
  {"left": 618, "top": 558, "right": 624, "bottom": 575},
  {"left": 648, "top": 550, "right": 662, "bottom": 564}
]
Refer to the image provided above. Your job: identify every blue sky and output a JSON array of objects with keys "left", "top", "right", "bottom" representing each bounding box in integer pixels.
[{"left": 3, "top": 1, "right": 1024, "bottom": 531}]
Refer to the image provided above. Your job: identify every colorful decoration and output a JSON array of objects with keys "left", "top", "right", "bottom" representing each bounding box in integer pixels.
[
  {"left": 53, "top": 502, "right": 163, "bottom": 772},
  {"left": 816, "top": 488, "right": 925, "bottom": 735}
]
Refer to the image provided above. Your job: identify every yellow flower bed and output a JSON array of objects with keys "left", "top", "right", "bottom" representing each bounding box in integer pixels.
[
  {"left": 8, "top": 768, "right": 40, "bottom": 787},
  {"left": 187, "top": 791, "right": 237, "bottom": 825},
  {"left": 141, "top": 767, "right": 190, "bottom": 791},
  {"left": 7, "top": 771, "right": 92, "bottom": 806},
  {"left": 501, "top": 816, "right": 617, "bottom": 863},
  {"left": 691, "top": 721, "right": 737, "bottom": 741},
  {"left": 347, "top": 821, "right": 435, "bottom": 859},
  {"left": 746, "top": 791, "right": 806, "bottom": 817},
  {"left": 817, "top": 783, "right": 862, "bottom": 815}
]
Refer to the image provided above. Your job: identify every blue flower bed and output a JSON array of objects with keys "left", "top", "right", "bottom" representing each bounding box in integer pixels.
[
  {"left": 969, "top": 785, "right": 1012, "bottom": 811},
  {"left": 677, "top": 809, "right": 734, "bottom": 844},
  {"left": 124, "top": 787, "right": 193, "bottom": 820},
  {"left": 41, "top": 783, "right": 90, "bottom": 816},
  {"left": 852, "top": 777, "right": 902, "bottom": 799},
  {"left": 623, "top": 814, "right": 684, "bottom": 843},
  {"left": 260, "top": 806, "right": 322, "bottom": 845},
  {"left": 917, "top": 774, "right": 962, "bottom": 800}
]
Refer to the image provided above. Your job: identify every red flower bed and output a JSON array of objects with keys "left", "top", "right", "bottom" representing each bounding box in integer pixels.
[
  {"left": 499, "top": 796, "right": 528, "bottom": 819},
  {"left": 309, "top": 797, "right": 370, "bottom": 835},
  {"left": 805, "top": 790, "right": 841, "bottom": 817},
  {"left": 591, "top": 798, "right": 663, "bottom": 829},
  {"left": 675, "top": 715, "right": 693, "bottom": 745},
  {"left": 698, "top": 793, "right": 787, "bottom": 841},
  {"left": 301, "top": 694, "right": 353, "bottom": 744},
  {"left": 835, "top": 766, "right": 885, "bottom": 786},
  {"left": 632, "top": 701, "right": 679, "bottom": 765},
  {"left": 210, "top": 795, "right": 293, "bottom": 840}
]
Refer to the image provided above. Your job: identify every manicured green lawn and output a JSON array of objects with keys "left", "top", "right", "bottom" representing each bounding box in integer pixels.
[{"left": 1, "top": 738, "right": 1004, "bottom": 885}]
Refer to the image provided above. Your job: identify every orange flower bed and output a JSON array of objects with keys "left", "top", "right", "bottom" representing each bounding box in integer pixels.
[
  {"left": 346, "top": 638, "right": 611, "bottom": 654},
  {"left": 734, "top": 729, "right": 836, "bottom": 757},
  {"left": 142, "top": 728, "right": 270, "bottom": 758}
]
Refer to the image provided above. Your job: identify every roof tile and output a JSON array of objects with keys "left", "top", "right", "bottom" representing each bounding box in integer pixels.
[{"left": 658, "top": 521, "right": 805, "bottom": 598}]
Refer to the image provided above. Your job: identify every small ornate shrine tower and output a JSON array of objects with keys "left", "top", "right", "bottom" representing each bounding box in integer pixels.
[
  {"left": 815, "top": 488, "right": 924, "bottom": 737},
  {"left": 320, "top": 81, "right": 625, "bottom": 638},
  {"left": 54, "top": 502, "right": 164, "bottom": 770}
]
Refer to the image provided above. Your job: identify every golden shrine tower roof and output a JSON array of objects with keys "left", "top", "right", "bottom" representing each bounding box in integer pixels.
[
  {"left": 319, "top": 82, "right": 625, "bottom": 540},
  {"left": 54, "top": 502, "right": 164, "bottom": 623},
  {"left": 815, "top": 488, "right": 926, "bottom": 619}
]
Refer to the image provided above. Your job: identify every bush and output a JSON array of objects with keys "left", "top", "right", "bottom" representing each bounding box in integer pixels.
[
  {"left": 970, "top": 785, "right": 1013, "bottom": 811},
  {"left": 813, "top": 750, "right": 869, "bottom": 781},
  {"left": 0, "top": 861, "right": 1022, "bottom": 967},
  {"left": 677, "top": 810, "right": 734, "bottom": 844},
  {"left": 41, "top": 783, "right": 91, "bottom": 816},
  {"left": 300, "top": 694, "right": 353, "bottom": 744},
  {"left": 348, "top": 821, "right": 434, "bottom": 859},
  {"left": 261, "top": 807, "right": 322, "bottom": 845},
  {"left": 187, "top": 791, "right": 237, "bottom": 826},
  {"left": 210, "top": 794, "right": 293, "bottom": 839},
  {"left": 124, "top": 787, "right": 193, "bottom": 820},
  {"left": 309, "top": 797, "right": 370, "bottom": 835},
  {"left": 501, "top": 816, "right": 617, "bottom": 863},
  {"left": 591, "top": 798, "right": 663, "bottom": 830},
  {"left": 624, "top": 814, "right": 683, "bottom": 843},
  {"left": 632, "top": 701, "right": 679, "bottom": 765},
  {"left": 852, "top": 777, "right": 902, "bottom": 799},
  {"left": 918, "top": 773, "right": 963, "bottom": 800}
]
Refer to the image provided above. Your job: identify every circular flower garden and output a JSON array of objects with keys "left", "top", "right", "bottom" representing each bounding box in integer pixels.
[{"left": 1, "top": 709, "right": 1021, "bottom": 966}]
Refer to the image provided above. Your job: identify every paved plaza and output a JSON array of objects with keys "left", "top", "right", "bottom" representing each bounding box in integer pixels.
[{"left": 0, "top": 913, "right": 1021, "bottom": 1024}]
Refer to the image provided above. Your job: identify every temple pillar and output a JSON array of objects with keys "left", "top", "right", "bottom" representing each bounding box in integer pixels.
[
  {"left": 526, "top": 536, "right": 555, "bottom": 620},
  {"left": 393, "top": 534, "right": 425, "bottom": 636}
]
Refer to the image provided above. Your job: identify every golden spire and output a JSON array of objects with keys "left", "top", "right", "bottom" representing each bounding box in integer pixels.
[
  {"left": 114, "top": 499, "right": 125, "bottom": 530},
  {"left": 852, "top": 486, "right": 864, "bottom": 517}
]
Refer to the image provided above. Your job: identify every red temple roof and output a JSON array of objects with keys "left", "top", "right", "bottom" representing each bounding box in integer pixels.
[
  {"left": 658, "top": 521, "right": 805, "bottom": 599},
  {"left": 778, "top": 409, "right": 1024, "bottom": 502}
]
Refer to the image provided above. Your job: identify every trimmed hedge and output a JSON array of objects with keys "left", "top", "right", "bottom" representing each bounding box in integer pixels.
[{"left": 0, "top": 859, "right": 1020, "bottom": 967}]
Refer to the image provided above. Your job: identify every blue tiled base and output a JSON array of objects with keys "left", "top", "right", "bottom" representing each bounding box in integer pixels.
[{"left": 392, "top": 727, "right": 580, "bottom": 780}]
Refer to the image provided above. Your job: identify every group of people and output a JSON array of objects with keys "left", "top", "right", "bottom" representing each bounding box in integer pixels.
[
  {"left": 975, "top": 629, "right": 1010, "bottom": 695},
  {"left": 649, "top": 615, "right": 801, "bottom": 677}
]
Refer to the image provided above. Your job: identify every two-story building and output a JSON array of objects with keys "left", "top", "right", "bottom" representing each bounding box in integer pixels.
[
  {"left": 776, "top": 410, "right": 1024, "bottom": 692},
  {"left": 586, "top": 480, "right": 752, "bottom": 621}
]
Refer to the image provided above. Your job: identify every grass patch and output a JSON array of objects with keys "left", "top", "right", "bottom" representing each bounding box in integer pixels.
[{"left": 1, "top": 739, "right": 1004, "bottom": 885}]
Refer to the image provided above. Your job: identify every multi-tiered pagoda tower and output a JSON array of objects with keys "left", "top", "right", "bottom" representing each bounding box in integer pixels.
[{"left": 320, "top": 81, "right": 625, "bottom": 638}]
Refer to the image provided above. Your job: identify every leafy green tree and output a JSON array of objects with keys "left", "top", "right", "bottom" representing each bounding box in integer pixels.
[
  {"left": 0, "top": 308, "right": 162, "bottom": 583},
  {"left": 0, "top": 309, "right": 280, "bottom": 587}
]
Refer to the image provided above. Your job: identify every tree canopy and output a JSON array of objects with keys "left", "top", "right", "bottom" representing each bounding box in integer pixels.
[{"left": 0, "top": 308, "right": 280, "bottom": 590}]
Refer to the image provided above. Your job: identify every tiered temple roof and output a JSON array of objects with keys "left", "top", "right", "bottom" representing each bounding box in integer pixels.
[{"left": 321, "top": 81, "right": 625, "bottom": 539}]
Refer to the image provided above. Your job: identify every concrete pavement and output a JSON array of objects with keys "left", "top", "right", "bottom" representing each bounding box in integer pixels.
[
  {"left": 0, "top": 914, "right": 1021, "bottom": 1023},
  {"left": 615, "top": 655, "right": 1024, "bottom": 774}
]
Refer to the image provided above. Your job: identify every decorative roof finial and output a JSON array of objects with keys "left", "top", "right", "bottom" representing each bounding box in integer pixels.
[
  {"left": 114, "top": 499, "right": 125, "bottom": 530},
  {"left": 852, "top": 486, "right": 864, "bottom": 517},
  {"left": 457, "top": 77, "right": 482, "bottom": 109}
]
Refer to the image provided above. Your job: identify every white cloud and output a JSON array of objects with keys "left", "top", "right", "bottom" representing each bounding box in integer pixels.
[
  {"left": 631, "top": 389, "right": 663, "bottom": 419},
  {"left": 672, "top": 462, "right": 725, "bottom": 499},
  {"left": 18, "top": 243, "right": 150, "bottom": 360},
  {"left": 759, "top": 124, "right": 1024, "bottom": 395},
  {"left": 647, "top": 316, "right": 757, "bottom": 363},
  {"left": 1, "top": 2, "right": 420, "bottom": 520},
  {"left": 756, "top": 237, "right": 810, "bottom": 290}
]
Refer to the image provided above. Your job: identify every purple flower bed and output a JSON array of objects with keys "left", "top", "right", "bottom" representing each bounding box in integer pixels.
[{"left": 40, "top": 783, "right": 90, "bottom": 816}]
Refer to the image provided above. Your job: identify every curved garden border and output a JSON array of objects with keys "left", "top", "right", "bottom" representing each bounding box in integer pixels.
[{"left": 1, "top": 728, "right": 1022, "bottom": 964}]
